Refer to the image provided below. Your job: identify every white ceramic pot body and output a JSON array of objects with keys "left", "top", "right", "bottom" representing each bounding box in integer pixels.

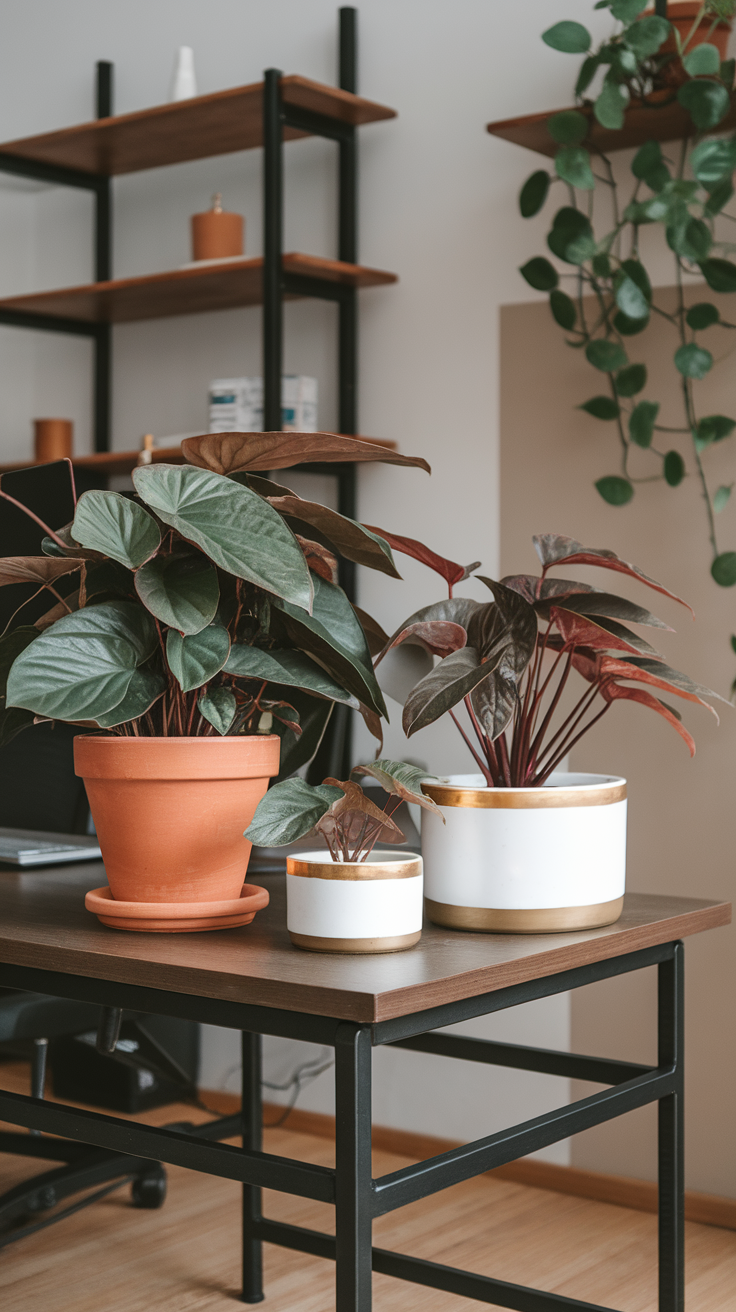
[
  {"left": 285, "top": 849, "right": 423, "bottom": 953},
  {"left": 421, "top": 772, "right": 626, "bottom": 933}
]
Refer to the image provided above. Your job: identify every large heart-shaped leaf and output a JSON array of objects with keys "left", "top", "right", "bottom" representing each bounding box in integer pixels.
[
  {"left": 351, "top": 759, "right": 442, "bottom": 814},
  {"left": 244, "top": 777, "right": 344, "bottom": 847},
  {"left": 198, "top": 686, "right": 238, "bottom": 735},
  {"left": 0, "top": 627, "right": 39, "bottom": 696},
  {"left": 182, "top": 431, "right": 431, "bottom": 475},
  {"left": 225, "top": 644, "right": 358, "bottom": 707},
  {"left": 6, "top": 600, "right": 156, "bottom": 721},
  {"left": 94, "top": 668, "right": 166, "bottom": 728},
  {"left": 244, "top": 476, "right": 399, "bottom": 578},
  {"left": 166, "top": 623, "right": 231, "bottom": 692},
  {"left": 403, "top": 643, "right": 510, "bottom": 737},
  {"left": 72, "top": 491, "right": 161, "bottom": 569},
  {"left": 133, "top": 464, "right": 312, "bottom": 611},
  {"left": 273, "top": 572, "right": 387, "bottom": 718},
  {"left": 135, "top": 553, "right": 220, "bottom": 634}
]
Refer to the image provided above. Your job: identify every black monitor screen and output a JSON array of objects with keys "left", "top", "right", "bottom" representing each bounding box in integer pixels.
[{"left": 0, "top": 460, "right": 77, "bottom": 629}]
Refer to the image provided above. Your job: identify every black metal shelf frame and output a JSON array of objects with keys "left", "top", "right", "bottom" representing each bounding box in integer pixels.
[{"left": 0, "top": 938, "right": 686, "bottom": 1311}]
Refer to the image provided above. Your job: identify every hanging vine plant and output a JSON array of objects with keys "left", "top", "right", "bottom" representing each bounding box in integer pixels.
[{"left": 517, "top": 0, "right": 736, "bottom": 686}]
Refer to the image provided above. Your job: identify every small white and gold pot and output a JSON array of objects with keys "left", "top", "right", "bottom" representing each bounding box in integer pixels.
[
  {"left": 421, "top": 772, "right": 626, "bottom": 934},
  {"left": 285, "top": 850, "right": 423, "bottom": 953}
]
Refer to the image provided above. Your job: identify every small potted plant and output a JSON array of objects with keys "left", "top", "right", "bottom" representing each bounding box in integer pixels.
[
  {"left": 0, "top": 432, "right": 428, "bottom": 931},
  {"left": 245, "top": 760, "right": 441, "bottom": 952},
  {"left": 374, "top": 531, "right": 724, "bottom": 933}
]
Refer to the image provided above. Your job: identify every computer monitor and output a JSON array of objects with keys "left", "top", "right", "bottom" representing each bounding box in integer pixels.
[{"left": 0, "top": 459, "right": 76, "bottom": 630}]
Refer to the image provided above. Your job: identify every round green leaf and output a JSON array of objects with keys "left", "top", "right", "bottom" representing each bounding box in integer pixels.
[
  {"left": 686, "top": 302, "right": 719, "bottom": 331},
  {"left": 704, "top": 179, "right": 734, "bottom": 216},
  {"left": 550, "top": 289, "right": 577, "bottom": 329},
  {"left": 595, "top": 476, "right": 634, "bottom": 506},
  {"left": 594, "top": 80, "right": 627, "bottom": 131},
  {"left": 519, "top": 170, "right": 550, "bottom": 218},
  {"left": 198, "top": 686, "right": 237, "bottom": 735},
  {"left": 683, "top": 42, "right": 721, "bottom": 77},
  {"left": 616, "top": 363, "right": 647, "bottom": 396},
  {"left": 711, "top": 552, "right": 736, "bottom": 586},
  {"left": 674, "top": 343, "right": 713, "bottom": 379},
  {"left": 621, "top": 258, "right": 651, "bottom": 301},
  {"left": 555, "top": 145, "right": 595, "bottom": 190},
  {"left": 72, "top": 491, "right": 161, "bottom": 570},
  {"left": 547, "top": 110, "right": 589, "bottom": 145},
  {"left": 611, "top": 0, "right": 647, "bottom": 21},
  {"left": 134, "top": 553, "right": 219, "bottom": 635},
  {"left": 664, "top": 450, "right": 685, "bottom": 487},
  {"left": 667, "top": 217, "right": 712, "bottom": 261},
  {"left": 592, "top": 252, "right": 612, "bottom": 278},
  {"left": 713, "top": 484, "right": 733, "bottom": 514},
  {"left": 165, "top": 623, "right": 231, "bottom": 692},
  {"left": 629, "top": 400, "right": 660, "bottom": 447},
  {"left": 579, "top": 396, "right": 620, "bottom": 420},
  {"left": 690, "top": 137, "right": 736, "bottom": 187},
  {"left": 624, "top": 15, "right": 671, "bottom": 58},
  {"left": 614, "top": 309, "right": 649, "bottom": 335},
  {"left": 520, "top": 256, "right": 558, "bottom": 290},
  {"left": 132, "top": 464, "right": 312, "bottom": 610},
  {"left": 631, "top": 140, "right": 670, "bottom": 192},
  {"left": 614, "top": 272, "right": 649, "bottom": 320},
  {"left": 696, "top": 415, "right": 736, "bottom": 445},
  {"left": 677, "top": 79, "right": 730, "bottom": 131},
  {"left": 576, "top": 55, "right": 601, "bottom": 97},
  {"left": 542, "top": 21, "right": 591, "bottom": 53},
  {"left": 547, "top": 207, "right": 595, "bottom": 265},
  {"left": 5, "top": 600, "right": 155, "bottom": 722},
  {"left": 698, "top": 258, "right": 736, "bottom": 292},
  {"left": 586, "top": 339, "right": 628, "bottom": 372}
]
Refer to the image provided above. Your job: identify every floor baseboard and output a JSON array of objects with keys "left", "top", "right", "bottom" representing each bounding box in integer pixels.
[{"left": 201, "top": 1089, "right": 736, "bottom": 1233}]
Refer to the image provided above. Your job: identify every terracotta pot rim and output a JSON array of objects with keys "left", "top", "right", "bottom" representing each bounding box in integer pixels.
[
  {"left": 73, "top": 733, "right": 280, "bottom": 746},
  {"left": 74, "top": 732, "right": 281, "bottom": 780}
]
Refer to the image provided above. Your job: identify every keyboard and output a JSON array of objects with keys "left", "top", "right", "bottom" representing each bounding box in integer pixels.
[{"left": 0, "top": 828, "right": 102, "bottom": 867}]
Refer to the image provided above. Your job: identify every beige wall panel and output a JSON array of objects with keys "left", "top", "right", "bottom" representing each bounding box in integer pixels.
[{"left": 500, "top": 290, "right": 736, "bottom": 1197}]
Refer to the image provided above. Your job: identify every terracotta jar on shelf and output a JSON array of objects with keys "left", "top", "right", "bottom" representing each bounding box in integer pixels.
[
  {"left": 34, "top": 418, "right": 73, "bottom": 463},
  {"left": 191, "top": 194, "right": 244, "bottom": 262}
]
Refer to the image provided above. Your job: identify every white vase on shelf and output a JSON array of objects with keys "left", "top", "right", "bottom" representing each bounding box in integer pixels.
[{"left": 170, "top": 46, "right": 197, "bottom": 102}]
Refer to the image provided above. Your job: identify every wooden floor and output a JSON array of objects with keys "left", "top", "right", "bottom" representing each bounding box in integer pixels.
[{"left": 0, "top": 1066, "right": 734, "bottom": 1311}]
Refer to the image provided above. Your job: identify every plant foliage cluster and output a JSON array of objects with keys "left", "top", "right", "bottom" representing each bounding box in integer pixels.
[{"left": 519, "top": 0, "right": 736, "bottom": 649}]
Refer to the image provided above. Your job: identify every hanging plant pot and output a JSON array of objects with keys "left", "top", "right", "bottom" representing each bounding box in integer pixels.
[
  {"left": 420, "top": 773, "right": 626, "bottom": 934},
  {"left": 654, "top": 1, "right": 733, "bottom": 87},
  {"left": 75, "top": 735, "right": 280, "bottom": 926},
  {"left": 286, "top": 850, "right": 423, "bottom": 953}
]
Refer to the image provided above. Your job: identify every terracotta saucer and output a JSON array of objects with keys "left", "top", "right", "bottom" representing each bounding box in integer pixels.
[{"left": 84, "top": 883, "right": 269, "bottom": 933}]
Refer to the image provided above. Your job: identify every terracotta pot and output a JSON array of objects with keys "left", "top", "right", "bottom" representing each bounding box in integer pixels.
[
  {"left": 286, "top": 849, "right": 423, "bottom": 953},
  {"left": 34, "top": 418, "right": 73, "bottom": 462},
  {"left": 421, "top": 772, "right": 626, "bottom": 934},
  {"left": 74, "top": 735, "right": 280, "bottom": 904},
  {"left": 652, "top": 2, "right": 732, "bottom": 86}
]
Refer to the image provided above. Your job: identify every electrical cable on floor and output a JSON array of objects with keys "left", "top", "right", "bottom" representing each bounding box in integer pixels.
[{"left": 198, "top": 1049, "right": 335, "bottom": 1128}]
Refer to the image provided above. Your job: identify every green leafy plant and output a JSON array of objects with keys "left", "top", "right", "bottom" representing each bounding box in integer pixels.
[
  {"left": 519, "top": 1, "right": 736, "bottom": 670},
  {"left": 0, "top": 433, "right": 428, "bottom": 778},
  {"left": 245, "top": 758, "right": 441, "bottom": 861},
  {"left": 378, "top": 531, "right": 724, "bottom": 786}
]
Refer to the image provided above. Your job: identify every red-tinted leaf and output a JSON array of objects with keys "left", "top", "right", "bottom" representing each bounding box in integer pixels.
[
  {"left": 598, "top": 654, "right": 719, "bottom": 718},
  {"left": 554, "top": 592, "right": 672, "bottom": 630},
  {"left": 365, "top": 525, "right": 479, "bottom": 588},
  {"left": 474, "top": 579, "right": 539, "bottom": 675},
  {"left": 502, "top": 574, "right": 596, "bottom": 604},
  {"left": 182, "top": 431, "right": 431, "bottom": 475},
  {"left": 378, "top": 598, "right": 481, "bottom": 665},
  {"left": 319, "top": 779, "right": 405, "bottom": 846},
  {"left": 295, "top": 535, "right": 338, "bottom": 584},
  {"left": 376, "top": 620, "right": 467, "bottom": 664},
  {"left": 551, "top": 606, "right": 644, "bottom": 658},
  {"left": 532, "top": 533, "right": 692, "bottom": 614},
  {"left": 352, "top": 605, "right": 389, "bottom": 657},
  {"left": 600, "top": 682, "right": 696, "bottom": 756},
  {"left": 0, "top": 556, "right": 86, "bottom": 587}
]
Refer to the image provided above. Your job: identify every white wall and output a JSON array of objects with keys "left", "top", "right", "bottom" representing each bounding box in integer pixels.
[{"left": 0, "top": 0, "right": 658, "bottom": 1157}]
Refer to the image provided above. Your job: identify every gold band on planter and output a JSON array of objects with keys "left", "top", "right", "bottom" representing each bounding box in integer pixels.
[
  {"left": 287, "top": 856, "right": 421, "bottom": 881},
  {"left": 289, "top": 930, "right": 421, "bottom": 953},
  {"left": 422, "top": 782, "right": 626, "bottom": 809},
  {"left": 425, "top": 896, "right": 624, "bottom": 934}
]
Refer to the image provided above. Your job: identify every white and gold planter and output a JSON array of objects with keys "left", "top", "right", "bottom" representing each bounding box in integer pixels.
[
  {"left": 421, "top": 772, "right": 626, "bottom": 934},
  {"left": 285, "top": 850, "right": 423, "bottom": 953}
]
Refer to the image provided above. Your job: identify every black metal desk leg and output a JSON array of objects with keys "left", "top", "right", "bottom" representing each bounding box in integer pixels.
[
  {"left": 658, "top": 943, "right": 685, "bottom": 1312},
  {"left": 335, "top": 1023, "right": 372, "bottom": 1312},
  {"left": 242, "top": 1032, "right": 264, "bottom": 1303}
]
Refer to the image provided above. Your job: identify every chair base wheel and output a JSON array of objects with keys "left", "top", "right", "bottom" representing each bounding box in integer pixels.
[{"left": 131, "top": 1168, "right": 167, "bottom": 1209}]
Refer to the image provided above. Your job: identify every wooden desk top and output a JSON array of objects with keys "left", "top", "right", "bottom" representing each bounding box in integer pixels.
[{"left": 0, "top": 865, "right": 729, "bottom": 1023}]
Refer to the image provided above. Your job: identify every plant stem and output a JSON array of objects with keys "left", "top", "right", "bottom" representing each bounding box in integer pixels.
[
  {"left": 449, "top": 708, "right": 494, "bottom": 786},
  {"left": 535, "top": 702, "right": 611, "bottom": 785},
  {"left": 0, "top": 490, "right": 68, "bottom": 549}
]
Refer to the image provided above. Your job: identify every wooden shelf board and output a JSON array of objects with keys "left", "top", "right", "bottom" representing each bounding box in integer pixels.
[
  {"left": 0, "top": 254, "right": 398, "bottom": 325},
  {"left": 487, "top": 91, "right": 736, "bottom": 159},
  {"left": 0, "top": 435, "right": 398, "bottom": 477},
  {"left": 0, "top": 76, "right": 397, "bottom": 177}
]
